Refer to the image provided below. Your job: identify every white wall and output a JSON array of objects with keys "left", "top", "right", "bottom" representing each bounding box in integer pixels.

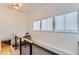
[
  {"left": 0, "top": 7, "right": 28, "bottom": 39},
  {"left": 29, "top": 4, "right": 79, "bottom": 55}
]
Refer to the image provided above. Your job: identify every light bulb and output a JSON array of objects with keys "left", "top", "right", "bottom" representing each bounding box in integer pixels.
[{"left": 10, "top": 3, "right": 23, "bottom": 10}]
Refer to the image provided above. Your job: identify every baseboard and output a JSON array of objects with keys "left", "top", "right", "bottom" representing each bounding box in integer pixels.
[{"left": 33, "top": 40, "right": 72, "bottom": 55}]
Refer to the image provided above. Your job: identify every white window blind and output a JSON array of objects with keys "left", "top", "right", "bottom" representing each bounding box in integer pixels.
[
  {"left": 41, "top": 19, "right": 47, "bottom": 31},
  {"left": 33, "top": 11, "right": 78, "bottom": 33},
  {"left": 55, "top": 15, "right": 65, "bottom": 32},
  {"left": 33, "top": 21, "right": 37, "bottom": 30},
  {"left": 33, "top": 20, "right": 40, "bottom": 31},
  {"left": 65, "top": 12, "right": 78, "bottom": 32},
  {"left": 47, "top": 17, "right": 53, "bottom": 31},
  {"left": 41, "top": 17, "right": 53, "bottom": 31}
]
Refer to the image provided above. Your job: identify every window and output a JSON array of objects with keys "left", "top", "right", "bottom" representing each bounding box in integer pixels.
[
  {"left": 55, "top": 15, "right": 65, "bottom": 32},
  {"left": 33, "top": 21, "right": 36, "bottom": 30},
  {"left": 33, "top": 20, "right": 40, "bottom": 31},
  {"left": 47, "top": 17, "right": 53, "bottom": 31},
  {"left": 41, "top": 19, "right": 47, "bottom": 31},
  {"left": 65, "top": 12, "right": 78, "bottom": 32},
  {"left": 55, "top": 11, "right": 78, "bottom": 32},
  {"left": 41, "top": 17, "right": 53, "bottom": 31},
  {"left": 33, "top": 11, "right": 78, "bottom": 33}
]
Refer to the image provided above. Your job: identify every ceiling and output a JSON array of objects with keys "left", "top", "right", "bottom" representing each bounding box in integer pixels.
[
  {"left": 15, "top": 3, "right": 47, "bottom": 14},
  {"left": 0, "top": 3, "right": 47, "bottom": 15},
  {"left": 0, "top": 3, "right": 79, "bottom": 15}
]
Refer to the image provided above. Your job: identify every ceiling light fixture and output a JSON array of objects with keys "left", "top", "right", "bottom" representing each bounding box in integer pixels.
[{"left": 10, "top": 3, "right": 23, "bottom": 10}]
